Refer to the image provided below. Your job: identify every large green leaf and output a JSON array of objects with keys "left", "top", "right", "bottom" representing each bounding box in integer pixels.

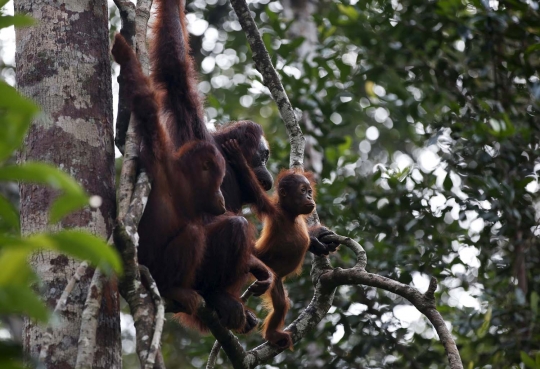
[
  {"left": 521, "top": 352, "right": 538, "bottom": 369},
  {"left": 0, "top": 231, "right": 122, "bottom": 275},
  {"left": 0, "top": 286, "right": 49, "bottom": 322},
  {"left": 0, "top": 14, "right": 35, "bottom": 28},
  {"left": 0, "top": 194, "right": 19, "bottom": 232},
  {"left": 0, "top": 162, "right": 88, "bottom": 223},
  {"left": 44, "top": 231, "right": 122, "bottom": 275},
  {"left": 0, "top": 82, "right": 39, "bottom": 162},
  {"left": 0, "top": 248, "right": 34, "bottom": 286}
]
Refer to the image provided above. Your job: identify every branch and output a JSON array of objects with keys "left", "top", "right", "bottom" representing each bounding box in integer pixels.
[
  {"left": 321, "top": 269, "right": 462, "bottom": 369},
  {"left": 229, "top": 0, "right": 304, "bottom": 169},
  {"left": 197, "top": 303, "right": 249, "bottom": 369},
  {"left": 115, "top": 173, "right": 164, "bottom": 369},
  {"left": 207, "top": 233, "right": 463, "bottom": 369},
  {"left": 206, "top": 283, "right": 257, "bottom": 369},
  {"left": 75, "top": 268, "right": 105, "bottom": 369},
  {"left": 139, "top": 265, "right": 165, "bottom": 369},
  {"left": 219, "top": 1, "right": 463, "bottom": 368},
  {"left": 39, "top": 261, "right": 89, "bottom": 360},
  {"left": 111, "top": 2, "right": 165, "bottom": 365}
]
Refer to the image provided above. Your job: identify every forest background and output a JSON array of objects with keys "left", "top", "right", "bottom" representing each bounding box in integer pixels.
[{"left": 1, "top": 0, "right": 539, "bottom": 368}]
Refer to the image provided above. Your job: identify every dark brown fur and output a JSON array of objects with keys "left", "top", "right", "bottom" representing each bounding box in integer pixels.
[
  {"left": 112, "top": 34, "right": 227, "bottom": 315},
  {"left": 150, "top": 0, "right": 274, "bottom": 332}
]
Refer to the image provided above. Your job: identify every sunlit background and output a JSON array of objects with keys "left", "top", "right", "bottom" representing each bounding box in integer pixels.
[{"left": 1, "top": 0, "right": 539, "bottom": 367}]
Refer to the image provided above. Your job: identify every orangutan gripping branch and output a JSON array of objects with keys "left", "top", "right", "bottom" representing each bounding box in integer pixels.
[
  {"left": 222, "top": 139, "right": 340, "bottom": 349},
  {"left": 112, "top": 33, "right": 228, "bottom": 315}
]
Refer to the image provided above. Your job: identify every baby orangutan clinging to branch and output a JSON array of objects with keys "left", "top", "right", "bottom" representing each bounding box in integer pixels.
[{"left": 222, "top": 139, "right": 340, "bottom": 350}]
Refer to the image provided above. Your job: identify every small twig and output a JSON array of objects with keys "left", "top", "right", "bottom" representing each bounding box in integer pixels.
[
  {"left": 229, "top": 0, "right": 305, "bottom": 169},
  {"left": 139, "top": 265, "right": 165, "bottom": 369},
  {"left": 75, "top": 268, "right": 105, "bottom": 369}
]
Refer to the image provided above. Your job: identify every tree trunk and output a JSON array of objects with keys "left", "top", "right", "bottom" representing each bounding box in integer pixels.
[{"left": 14, "top": 1, "right": 121, "bottom": 368}]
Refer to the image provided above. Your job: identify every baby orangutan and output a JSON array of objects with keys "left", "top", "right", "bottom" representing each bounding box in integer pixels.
[{"left": 222, "top": 139, "right": 339, "bottom": 350}]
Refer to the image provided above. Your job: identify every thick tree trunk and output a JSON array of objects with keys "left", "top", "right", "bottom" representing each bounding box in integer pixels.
[{"left": 14, "top": 1, "right": 121, "bottom": 368}]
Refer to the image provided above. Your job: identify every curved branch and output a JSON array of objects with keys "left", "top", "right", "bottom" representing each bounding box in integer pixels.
[
  {"left": 229, "top": 0, "right": 305, "bottom": 169},
  {"left": 207, "top": 233, "right": 463, "bottom": 369},
  {"left": 320, "top": 234, "right": 367, "bottom": 270},
  {"left": 219, "top": 1, "right": 463, "bottom": 369},
  {"left": 195, "top": 303, "right": 248, "bottom": 369},
  {"left": 320, "top": 270, "right": 463, "bottom": 369}
]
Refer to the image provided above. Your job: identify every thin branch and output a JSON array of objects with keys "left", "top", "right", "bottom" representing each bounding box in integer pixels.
[
  {"left": 229, "top": 0, "right": 305, "bottom": 169},
  {"left": 55, "top": 261, "right": 89, "bottom": 312},
  {"left": 214, "top": 1, "right": 463, "bottom": 368},
  {"left": 196, "top": 302, "right": 249, "bottom": 369},
  {"left": 320, "top": 270, "right": 462, "bottom": 369},
  {"left": 39, "top": 261, "right": 89, "bottom": 360},
  {"left": 206, "top": 283, "right": 257, "bottom": 369},
  {"left": 139, "top": 266, "right": 165, "bottom": 369},
  {"left": 115, "top": 174, "right": 162, "bottom": 369},
  {"left": 112, "top": 1, "right": 164, "bottom": 367},
  {"left": 320, "top": 234, "right": 367, "bottom": 270},
  {"left": 75, "top": 268, "right": 105, "bottom": 369}
]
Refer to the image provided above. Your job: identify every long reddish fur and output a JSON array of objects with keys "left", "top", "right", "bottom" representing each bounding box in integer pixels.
[
  {"left": 111, "top": 33, "right": 224, "bottom": 313},
  {"left": 149, "top": 0, "right": 273, "bottom": 333}
]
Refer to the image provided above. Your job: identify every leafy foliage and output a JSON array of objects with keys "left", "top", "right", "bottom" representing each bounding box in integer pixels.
[{"left": 106, "top": 0, "right": 539, "bottom": 368}]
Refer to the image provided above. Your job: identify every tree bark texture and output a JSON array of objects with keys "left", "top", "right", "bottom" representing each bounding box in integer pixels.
[{"left": 14, "top": 1, "right": 121, "bottom": 368}]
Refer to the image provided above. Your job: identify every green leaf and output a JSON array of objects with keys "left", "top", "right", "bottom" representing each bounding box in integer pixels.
[
  {"left": 0, "top": 249, "right": 34, "bottom": 286},
  {"left": 0, "top": 194, "right": 19, "bottom": 232},
  {"left": 0, "top": 14, "right": 35, "bottom": 28},
  {"left": 0, "top": 162, "right": 88, "bottom": 223},
  {"left": 42, "top": 231, "right": 122, "bottom": 274},
  {"left": 0, "top": 286, "right": 49, "bottom": 322},
  {"left": 0, "top": 81, "right": 39, "bottom": 113},
  {"left": 48, "top": 194, "right": 89, "bottom": 224},
  {"left": 525, "top": 44, "right": 540, "bottom": 57},
  {"left": 0, "top": 82, "right": 39, "bottom": 162},
  {"left": 0, "top": 0, "right": 10, "bottom": 10},
  {"left": 337, "top": 4, "right": 359, "bottom": 21},
  {"left": 0, "top": 231, "right": 122, "bottom": 275},
  {"left": 521, "top": 352, "right": 538, "bottom": 369}
]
